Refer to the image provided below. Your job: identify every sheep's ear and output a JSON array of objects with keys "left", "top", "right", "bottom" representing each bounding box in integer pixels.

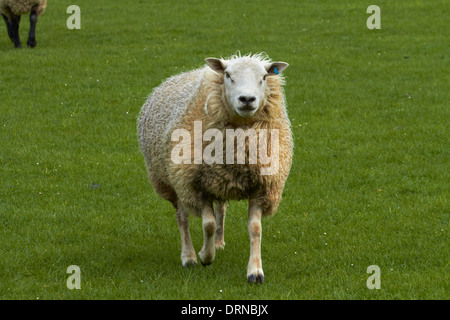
[
  {"left": 265, "top": 62, "right": 289, "bottom": 75},
  {"left": 205, "top": 58, "right": 227, "bottom": 74}
]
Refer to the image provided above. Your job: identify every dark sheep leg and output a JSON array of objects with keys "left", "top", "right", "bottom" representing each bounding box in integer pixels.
[
  {"left": 11, "top": 15, "right": 21, "bottom": 48},
  {"left": 2, "top": 14, "right": 21, "bottom": 48},
  {"left": 27, "top": 9, "right": 38, "bottom": 48},
  {"left": 2, "top": 14, "right": 14, "bottom": 41}
]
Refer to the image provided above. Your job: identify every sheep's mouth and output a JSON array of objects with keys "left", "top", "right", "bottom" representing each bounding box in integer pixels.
[
  {"left": 238, "top": 104, "right": 257, "bottom": 112},
  {"left": 236, "top": 105, "right": 258, "bottom": 117}
]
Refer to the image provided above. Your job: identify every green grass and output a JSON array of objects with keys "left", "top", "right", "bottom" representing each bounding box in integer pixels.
[{"left": 0, "top": 0, "right": 448, "bottom": 299}]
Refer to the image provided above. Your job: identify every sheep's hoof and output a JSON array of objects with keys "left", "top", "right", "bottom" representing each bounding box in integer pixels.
[
  {"left": 199, "top": 250, "right": 215, "bottom": 266},
  {"left": 199, "top": 257, "right": 214, "bottom": 266},
  {"left": 27, "top": 40, "right": 36, "bottom": 48},
  {"left": 181, "top": 255, "right": 198, "bottom": 268},
  {"left": 182, "top": 261, "right": 197, "bottom": 268},
  {"left": 247, "top": 272, "right": 265, "bottom": 284},
  {"left": 200, "top": 259, "right": 213, "bottom": 267},
  {"left": 182, "top": 260, "right": 197, "bottom": 268}
]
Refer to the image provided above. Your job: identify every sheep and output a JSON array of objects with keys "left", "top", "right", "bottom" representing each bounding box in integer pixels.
[
  {"left": 0, "top": 0, "right": 47, "bottom": 48},
  {"left": 138, "top": 53, "right": 292, "bottom": 283}
]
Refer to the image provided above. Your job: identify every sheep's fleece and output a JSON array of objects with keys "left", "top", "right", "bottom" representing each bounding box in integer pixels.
[{"left": 138, "top": 55, "right": 293, "bottom": 216}]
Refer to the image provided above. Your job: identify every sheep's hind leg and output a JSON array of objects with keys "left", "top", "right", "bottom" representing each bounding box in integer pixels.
[
  {"left": 199, "top": 200, "right": 216, "bottom": 265},
  {"left": 27, "top": 9, "right": 38, "bottom": 48},
  {"left": 2, "top": 14, "right": 14, "bottom": 41},
  {"left": 247, "top": 199, "right": 264, "bottom": 283},
  {"left": 214, "top": 201, "right": 227, "bottom": 249},
  {"left": 176, "top": 201, "right": 197, "bottom": 267},
  {"left": 2, "top": 14, "right": 21, "bottom": 48}
]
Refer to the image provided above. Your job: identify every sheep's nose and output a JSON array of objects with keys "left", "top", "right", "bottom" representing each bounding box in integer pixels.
[{"left": 238, "top": 96, "right": 256, "bottom": 104}]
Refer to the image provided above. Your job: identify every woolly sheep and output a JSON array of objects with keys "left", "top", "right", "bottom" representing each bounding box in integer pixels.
[
  {"left": 0, "top": 0, "right": 47, "bottom": 48},
  {"left": 138, "top": 53, "right": 292, "bottom": 283}
]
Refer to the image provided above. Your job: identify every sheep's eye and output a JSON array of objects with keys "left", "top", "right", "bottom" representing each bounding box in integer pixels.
[
  {"left": 225, "top": 72, "right": 234, "bottom": 83},
  {"left": 260, "top": 74, "right": 268, "bottom": 85}
]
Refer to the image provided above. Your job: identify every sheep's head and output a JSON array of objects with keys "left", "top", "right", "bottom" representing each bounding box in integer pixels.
[{"left": 206, "top": 55, "right": 288, "bottom": 118}]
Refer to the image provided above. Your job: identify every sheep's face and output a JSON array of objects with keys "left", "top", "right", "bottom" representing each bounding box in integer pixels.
[{"left": 206, "top": 56, "right": 288, "bottom": 118}]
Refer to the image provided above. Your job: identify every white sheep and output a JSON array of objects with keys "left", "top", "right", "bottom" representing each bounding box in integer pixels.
[
  {"left": 0, "top": 0, "right": 47, "bottom": 48},
  {"left": 138, "top": 53, "right": 293, "bottom": 283}
]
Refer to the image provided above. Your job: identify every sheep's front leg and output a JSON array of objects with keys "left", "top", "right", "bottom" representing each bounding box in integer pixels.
[
  {"left": 214, "top": 201, "right": 227, "bottom": 249},
  {"left": 27, "top": 9, "right": 38, "bottom": 48},
  {"left": 199, "top": 200, "right": 216, "bottom": 265},
  {"left": 247, "top": 199, "right": 264, "bottom": 283},
  {"left": 176, "top": 201, "right": 197, "bottom": 267}
]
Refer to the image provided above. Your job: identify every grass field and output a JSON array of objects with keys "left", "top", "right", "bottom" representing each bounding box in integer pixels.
[{"left": 0, "top": 0, "right": 448, "bottom": 299}]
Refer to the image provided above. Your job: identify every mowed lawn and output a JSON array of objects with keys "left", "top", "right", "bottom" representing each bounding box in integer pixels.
[{"left": 0, "top": 0, "right": 448, "bottom": 299}]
